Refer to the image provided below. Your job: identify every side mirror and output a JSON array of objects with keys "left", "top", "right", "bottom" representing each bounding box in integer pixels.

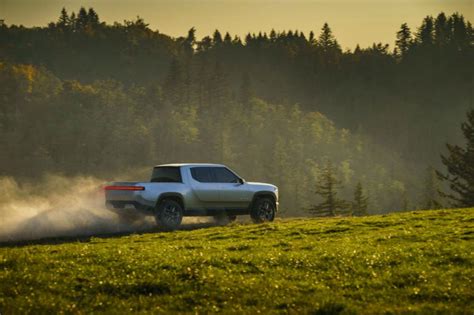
[{"left": 237, "top": 178, "right": 245, "bottom": 185}]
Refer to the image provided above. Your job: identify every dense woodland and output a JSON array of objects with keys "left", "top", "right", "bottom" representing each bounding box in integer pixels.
[{"left": 0, "top": 8, "right": 472, "bottom": 215}]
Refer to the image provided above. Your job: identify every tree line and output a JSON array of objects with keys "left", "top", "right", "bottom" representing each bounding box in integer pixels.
[{"left": 0, "top": 8, "right": 472, "bottom": 215}]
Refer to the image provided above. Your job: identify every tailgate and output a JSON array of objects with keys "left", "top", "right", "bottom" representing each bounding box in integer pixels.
[{"left": 104, "top": 182, "right": 144, "bottom": 202}]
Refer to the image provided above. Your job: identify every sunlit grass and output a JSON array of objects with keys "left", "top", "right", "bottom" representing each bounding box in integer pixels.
[{"left": 1, "top": 208, "right": 473, "bottom": 314}]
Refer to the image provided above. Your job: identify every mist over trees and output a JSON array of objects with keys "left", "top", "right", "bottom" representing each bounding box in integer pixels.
[
  {"left": 438, "top": 110, "right": 474, "bottom": 208},
  {"left": 0, "top": 8, "right": 472, "bottom": 214},
  {"left": 352, "top": 182, "right": 369, "bottom": 216}
]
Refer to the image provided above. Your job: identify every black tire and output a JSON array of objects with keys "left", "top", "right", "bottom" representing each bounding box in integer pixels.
[
  {"left": 213, "top": 214, "right": 237, "bottom": 226},
  {"left": 155, "top": 199, "right": 183, "bottom": 231},
  {"left": 250, "top": 197, "right": 276, "bottom": 223}
]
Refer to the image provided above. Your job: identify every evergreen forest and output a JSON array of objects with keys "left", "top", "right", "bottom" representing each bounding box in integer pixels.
[{"left": 0, "top": 8, "right": 473, "bottom": 214}]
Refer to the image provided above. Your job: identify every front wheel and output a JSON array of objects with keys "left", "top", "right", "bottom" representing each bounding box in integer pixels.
[
  {"left": 250, "top": 198, "right": 276, "bottom": 223},
  {"left": 155, "top": 199, "right": 183, "bottom": 231}
]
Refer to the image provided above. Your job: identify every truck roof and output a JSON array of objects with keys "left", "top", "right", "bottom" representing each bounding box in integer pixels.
[{"left": 154, "top": 163, "right": 226, "bottom": 168}]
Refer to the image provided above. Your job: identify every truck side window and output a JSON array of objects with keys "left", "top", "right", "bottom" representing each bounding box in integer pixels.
[
  {"left": 213, "top": 167, "right": 239, "bottom": 183},
  {"left": 151, "top": 167, "right": 182, "bottom": 182},
  {"left": 190, "top": 167, "right": 214, "bottom": 183}
]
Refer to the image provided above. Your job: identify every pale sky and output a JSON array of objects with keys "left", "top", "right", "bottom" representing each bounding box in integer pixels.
[{"left": 1, "top": 0, "right": 472, "bottom": 49}]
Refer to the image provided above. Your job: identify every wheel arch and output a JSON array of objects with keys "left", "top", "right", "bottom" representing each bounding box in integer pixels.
[
  {"left": 250, "top": 191, "right": 277, "bottom": 209},
  {"left": 156, "top": 193, "right": 185, "bottom": 210}
]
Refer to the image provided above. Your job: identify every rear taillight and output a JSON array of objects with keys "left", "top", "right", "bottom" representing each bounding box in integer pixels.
[{"left": 104, "top": 186, "right": 145, "bottom": 191}]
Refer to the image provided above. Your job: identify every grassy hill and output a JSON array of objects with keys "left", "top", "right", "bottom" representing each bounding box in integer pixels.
[{"left": 1, "top": 209, "right": 473, "bottom": 314}]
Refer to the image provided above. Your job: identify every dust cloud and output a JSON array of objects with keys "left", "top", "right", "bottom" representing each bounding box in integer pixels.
[{"left": 0, "top": 175, "right": 155, "bottom": 242}]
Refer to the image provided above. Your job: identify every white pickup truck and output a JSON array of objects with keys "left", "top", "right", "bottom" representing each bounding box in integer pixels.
[{"left": 104, "top": 163, "right": 278, "bottom": 230}]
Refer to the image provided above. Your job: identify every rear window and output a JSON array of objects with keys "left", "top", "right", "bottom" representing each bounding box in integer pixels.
[
  {"left": 151, "top": 167, "right": 182, "bottom": 183},
  {"left": 190, "top": 167, "right": 214, "bottom": 183}
]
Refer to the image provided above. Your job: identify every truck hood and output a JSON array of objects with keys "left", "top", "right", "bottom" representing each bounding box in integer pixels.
[{"left": 245, "top": 182, "right": 278, "bottom": 191}]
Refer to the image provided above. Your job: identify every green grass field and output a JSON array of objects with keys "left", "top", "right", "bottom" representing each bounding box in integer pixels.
[{"left": 1, "top": 209, "right": 473, "bottom": 314}]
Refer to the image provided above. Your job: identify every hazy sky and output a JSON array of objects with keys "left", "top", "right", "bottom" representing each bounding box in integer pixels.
[{"left": 1, "top": 0, "right": 472, "bottom": 49}]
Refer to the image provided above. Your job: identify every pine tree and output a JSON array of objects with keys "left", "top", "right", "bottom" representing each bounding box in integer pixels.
[
  {"left": 449, "top": 13, "right": 469, "bottom": 49},
  {"left": 352, "top": 182, "right": 369, "bottom": 216},
  {"left": 309, "top": 161, "right": 348, "bottom": 217},
  {"left": 69, "top": 12, "right": 76, "bottom": 30},
  {"left": 269, "top": 29, "right": 277, "bottom": 42},
  {"left": 232, "top": 36, "right": 242, "bottom": 45},
  {"left": 213, "top": 30, "right": 223, "bottom": 46},
  {"left": 76, "top": 7, "right": 88, "bottom": 30},
  {"left": 87, "top": 8, "right": 100, "bottom": 26},
  {"left": 308, "top": 31, "right": 315, "bottom": 45},
  {"left": 186, "top": 27, "right": 196, "bottom": 44},
  {"left": 197, "top": 36, "right": 212, "bottom": 52},
  {"left": 421, "top": 166, "right": 442, "bottom": 209},
  {"left": 223, "top": 32, "right": 232, "bottom": 44},
  {"left": 245, "top": 33, "right": 252, "bottom": 45},
  {"left": 434, "top": 12, "right": 449, "bottom": 46},
  {"left": 395, "top": 23, "right": 412, "bottom": 57},
  {"left": 417, "top": 16, "right": 434, "bottom": 46},
  {"left": 437, "top": 110, "right": 474, "bottom": 207},
  {"left": 57, "top": 8, "right": 70, "bottom": 29},
  {"left": 183, "top": 27, "right": 196, "bottom": 56},
  {"left": 317, "top": 23, "right": 340, "bottom": 51},
  {"left": 354, "top": 44, "right": 361, "bottom": 54},
  {"left": 297, "top": 31, "right": 305, "bottom": 40}
]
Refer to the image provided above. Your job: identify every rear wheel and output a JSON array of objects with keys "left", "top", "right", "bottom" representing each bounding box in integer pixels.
[
  {"left": 155, "top": 199, "right": 183, "bottom": 231},
  {"left": 250, "top": 197, "right": 276, "bottom": 223}
]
